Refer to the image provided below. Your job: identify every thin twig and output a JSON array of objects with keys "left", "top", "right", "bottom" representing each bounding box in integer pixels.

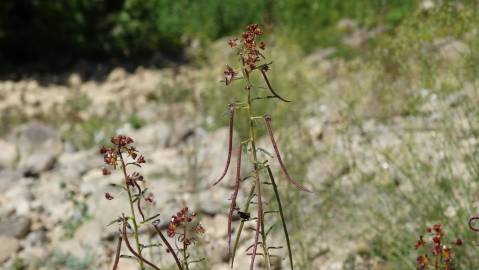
[{"left": 263, "top": 115, "right": 312, "bottom": 192}]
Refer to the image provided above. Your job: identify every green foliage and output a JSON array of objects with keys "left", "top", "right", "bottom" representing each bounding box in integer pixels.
[
  {"left": 273, "top": 0, "right": 416, "bottom": 52},
  {"left": 0, "top": 0, "right": 418, "bottom": 62}
]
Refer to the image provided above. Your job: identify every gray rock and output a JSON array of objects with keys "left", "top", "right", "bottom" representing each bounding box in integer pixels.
[
  {"left": 0, "top": 169, "right": 22, "bottom": 193},
  {"left": 16, "top": 122, "right": 63, "bottom": 175},
  {"left": 0, "top": 139, "right": 17, "bottom": 168},
  {"left": 25, "top": 229, "right": 48, "bottom": 247},
  {"left": 57, "top": 150, "right": 102, "bottom": 179},
  {"left": 0, "top": 215, "right": 31, "bottom": 238},
  {"left": 0, "top": 236, "right": 19, "bottom": 263}
]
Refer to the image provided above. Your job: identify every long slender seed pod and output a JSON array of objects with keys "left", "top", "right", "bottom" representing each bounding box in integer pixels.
[
  {"left": 152, "top": 221, "right": 184, "bottom": 270},
  {"left": 111, "top": 235, "right": 122, "bottom": 270},
  {"left": 213, "top": 104, "right": 235, "bottom": 186},
  {"left": 266, "top": 165, "right": 294, "bottom": 270},
  {"left": 250, "top": 168, "right": 263, "bottom": 270},
  {"left": 260, "top": 69, "right": 291, "bottom": 103},
  {"left": 134, "top": 181, "right": 146, "bottom": 221},
  {"left": 121, "top": 220, "right": 161, "bottom": 270},
  {"left": 228, "top": 145, "right": 243, "bottom": 257},
  {"left": 263, "top": 115, "right": 312, "bottom": 192}
]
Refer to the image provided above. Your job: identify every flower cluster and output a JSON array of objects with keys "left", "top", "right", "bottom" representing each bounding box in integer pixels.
[
  {"left": 415, "top": 224, "right": 462, "bottom": 270},
  {"left": 99, "top": 135, "right": 145, "bottom": 174},
  {"left": 223, "top": 24, "right": 266, "bottom": 85},
  {"left": 167, "top": 207, "right": 205, "bottom": 247}
]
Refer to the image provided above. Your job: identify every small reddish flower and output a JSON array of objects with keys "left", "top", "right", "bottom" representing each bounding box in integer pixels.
[
  {"left": 454, "top": 238, "right": 462, "bottom": 246},
  {"left": 228, "top": 38, "right": 238, "bottom": 48},
  {"left": 167, "top": 206, "right": 205, "bottom": 247},
  {"left": 102, "top": 167, "right": 111, "bottom": 175},
  {"left": 99, "top": 146, "right": 107, "bottom": 154},
  {"left": 223, "top": 65, "right": 237, "bottom": 85},
  {"left": 137, "top": 155, "right": 146, "bottom": 164},
  {"left": 259, "top": 41, "right": 265, "bottom": 50},
  {"left": 105, "top": 192, "right": 114, "bottom": 200},
  {"left": 415, "top": 235, "right": 426, "bottom": 249}
]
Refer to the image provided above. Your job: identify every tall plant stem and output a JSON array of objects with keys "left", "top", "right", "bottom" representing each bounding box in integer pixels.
[
  {"left": 118, "top": 149, "right": 144, "bottom": 269},
  {"left": 245, "top": 70, "right": 271, "bottom": 270},
  {"left": 183, "top": 226, "right": 190, "bottom": 270},
  {"left": 231, "top": 185, "right": 255, "bottom": 267},
  {"left": 266, "top": 165, "right": 294, "bottom": 270}
]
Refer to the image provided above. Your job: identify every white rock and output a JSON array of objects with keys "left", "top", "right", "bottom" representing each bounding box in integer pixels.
[{"left": 0, "top": 139, "right": 17, "bottom": 168}]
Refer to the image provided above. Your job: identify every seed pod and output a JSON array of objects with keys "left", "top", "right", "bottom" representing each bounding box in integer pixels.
[
  {"left": 228, "top": 145, "right": 243, "bottom": 257},
  {"left": 212, "top": 104, "right": 235, "bottom": 186},
  {"left": 260, "top": 68, "right": 291, "bottom": 102},
  {"left": 264, "top": 114, "right": 312, "bottom": 192}
]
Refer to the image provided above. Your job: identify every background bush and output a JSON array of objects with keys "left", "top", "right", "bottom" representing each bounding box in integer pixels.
[{"left": 0, "top": 0, "right": 417, "bottom": 65}]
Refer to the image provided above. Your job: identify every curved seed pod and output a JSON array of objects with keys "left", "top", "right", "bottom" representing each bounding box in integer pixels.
[
  {"left": 260, "top": 68, "right": 291, "bottom": 103},
  {"left": 469, "top": 217, "right": 479, "bottom": 232},
  {"left": 250, "top": 168, "right": 263, "bottom": 270},
  {"left": 111, "top": 235, "right": 122, "bottom": 270},
  {"left": 263, "top": 115, "right": 312, "bottom": 193},
  {"left": 121, "top": 220, "right": 161, "bottom": 270},
  {"left": 228, "top": 145, "right": 243, "bottom": 257},
  {"left": 152, "top": 220, "right": 184, "bottom": 270},
  {"left": 213, "top": 104, "right": 235, "bottom": 186},
  {"left": 134, "top": 181, "right": 145, "bottom": 221}
]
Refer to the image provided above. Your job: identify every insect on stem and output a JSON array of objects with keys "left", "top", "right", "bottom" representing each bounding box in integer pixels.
[
  {"left": 212, "top": 104, "right": 235, "bottom": 186},
  {"left": 263, "top": 115, "right": 312, "bottom": 193}
]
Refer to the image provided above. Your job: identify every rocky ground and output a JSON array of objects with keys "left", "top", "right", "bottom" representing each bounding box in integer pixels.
[{"left": 0, "top": 15, "right": 478, "bottom": 270}]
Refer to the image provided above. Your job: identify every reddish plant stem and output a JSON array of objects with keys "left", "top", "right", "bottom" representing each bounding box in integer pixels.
[
  {"left": 228, "top": 145, "right": 243, "bottom": 257},
  {"left": 121, "top": 220, "right": 161, "bottom": 270},
  {"left": 111, "top": 235, "right": 122, "bottom": 270},
  {"left": 152, "top": 222, "right": 184, "bottom": 270},
  {"left": 213, "top": 104, "right": 235, "bottom": 186},
  {"left": 263, "top": 115, "right": 312, "bottom": 192}
]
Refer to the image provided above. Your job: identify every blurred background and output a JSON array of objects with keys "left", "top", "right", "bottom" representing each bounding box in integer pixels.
[{"left": 0, "top": 0, "right": 478, "bottom": 269}]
